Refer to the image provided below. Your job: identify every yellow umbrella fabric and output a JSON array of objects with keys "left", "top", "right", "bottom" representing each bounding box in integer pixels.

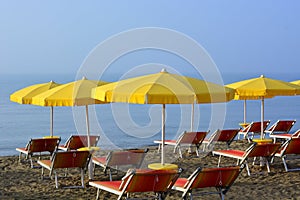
[
  {"left": 92, "top": 69, "right": 234, "bottom": 164},
  {"left": 10, "top": 81, "right": 62, "bottom": 136},
  {"left": 291, "top": 80, "right": 300, "bottom": 86},
  {"left": 10, "top": 80, "right": 61, "bottom": 104},
  {"left": 32, "top": 77, "right": 107, "bottom": 107},
  {"left": 92, "top": 70, "right": 234, "bottom": 104},
  {"left": 227, "top": 75, "right": 300, "bottom": 138}
]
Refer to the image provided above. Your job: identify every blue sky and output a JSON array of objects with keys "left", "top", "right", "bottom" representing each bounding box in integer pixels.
[{"left": 1, "top": 1, "right": 300, "bottom": 81}]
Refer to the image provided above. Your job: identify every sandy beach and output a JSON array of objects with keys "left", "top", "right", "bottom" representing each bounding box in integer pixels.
[{"left": 1, "top": 140, "right": 300, "bottom": 200}]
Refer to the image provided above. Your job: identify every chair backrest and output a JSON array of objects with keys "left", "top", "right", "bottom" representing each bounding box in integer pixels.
[
  {"left": 51, "top": 150, "right": 91, "bottom": 169},
  {"left": 267, "top": 120, "right": 296, "bottom": 134},
  {"left": 278, "top": 137, "right": 300, "bottom": 156},
  {"left": 217, "top": 129, "right": 241, "bottom": 144},
  {"left": 243, "top": 121, "right": 270, "bottom": 133},
  {"left": 244, "top": 143, "right": 281, "bottom": 158},
  {"left": 177, "top": 131, "right": 207, "bottom": 145},
  {"left": 120, "top": 169, "right": 181, "bottom": 193},
  {"left": 185, "top": 166, "right": 241, "bottom": 189},
  {"left": 106, "top": 149, "right": 148, "bottom": 168},
  {"left": 27, "top": 138, "right": 61, "bottom": 154},
  {"left": 63, "top": 135, "right": 100, "bottom": 150}
]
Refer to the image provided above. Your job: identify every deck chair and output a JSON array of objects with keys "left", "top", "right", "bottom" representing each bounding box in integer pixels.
[
  {"left": 237, "top": 121, "right": 270, "bottom": 142},
  {"left": 58, "top": 135, "right": 100, "bottom": 151},
  {"left": 269, "top": 129, "right": 300, "bottom": 142},
  {"left": 37, "top": 150, "right": 91, "bottom": 188},
  {"left": 153, "top": 131, "right": 208, "bottom": 158},
  {"left": 265, "top": 119, "right": 296, "bottom": 139},
  {"left": 212, "top": 142, "right": 281, "bottom": 176},
  {"left": 273, "top": 137, "right": 300, "bottom": 172},
  {"left": 202, "top": 129, "right": 240, "bottom": 152},
  {"left": 16, "top": 137, "right": 61, "bottom": 168},
  {"left": 89, "top": 168, "right": 182, "bottom": 200},
  {"left": 172, "top": 166, "right": 243, "bottom": 200},
  {"left": 92, "top": 149, "right": 148, "bottom": 181}
]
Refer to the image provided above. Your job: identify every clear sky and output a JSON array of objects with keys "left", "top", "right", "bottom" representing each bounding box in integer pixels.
[{"left": 1, "top": 1, "right": 300, "bottom": 80}]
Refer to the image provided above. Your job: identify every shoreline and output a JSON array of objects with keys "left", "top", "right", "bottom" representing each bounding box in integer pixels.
[{"left": 2, "top": 141, "right": 300, "bottom": 199}]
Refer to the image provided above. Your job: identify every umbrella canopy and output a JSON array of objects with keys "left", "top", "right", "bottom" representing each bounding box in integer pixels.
[
  {"left": 10, "top": 81, "right": 62, "bottom": 136},
  {"left": 92, "top": 69, "right": 234, "bottom": 164},
  {"left": 227, "top": 75, "right": 300, "bottom": 138},
  {"left": 291, "top": 80, "right": 300, "bottom": 86},
  {"left": 10, "top": 81, "right": 61, "bottom": 104}
]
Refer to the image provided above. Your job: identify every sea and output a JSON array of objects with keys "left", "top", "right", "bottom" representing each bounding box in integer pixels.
[{"left": 0, "top": 73, "right": 299, "bottom": 156}]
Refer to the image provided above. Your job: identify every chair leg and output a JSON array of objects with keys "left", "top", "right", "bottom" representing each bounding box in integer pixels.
[
  {"left": 266, "top": 159, "right": 270, "bottom": 173},
  {"left": 282, "top": 157, "right": 289, "bottom": 172},
  {"left": 54, "top": 171, "right": 59, "bottom": 189},
  {"left": 195, "top": 147, "right": 199, "bottom": 157},
  {"left": 217, "top": 155, "right": 222, "bottom": 167},
  {"left": 245, "top": 161, "right": 251, "bottom": 176},
  {"left": 81, "top": 169, "right": 85, "bottom": 188},
  {"left": 41, "top": 167, "right": 44, "bottom": 180},
  {"left": 96, "top": 188, "right": 101, "bottom": 200},
  {"left": 109, "top": 169, "right": 112, "bottom": 181},
  {"left": 157, "top": 144, "right": 161, "bottom": 153},
  {"left": 178, "top": 148, "right": 183, "bottom": 158}
]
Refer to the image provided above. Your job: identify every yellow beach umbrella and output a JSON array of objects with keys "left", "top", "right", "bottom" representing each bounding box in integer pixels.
[
  {"left": 32, "top": 77, "right": 108, "bottom": 180},
  {"left": 92, "top": 69, "right": 234, "bottom": 164},
  {"left": 10, "top": 81, "right": 61, "bottom": 136},
  {"left": 32, "top": 77, "right": 108, "bottom": 146},
  {"left": 227, "top": 75, "right": 300, "bottom": 138}
]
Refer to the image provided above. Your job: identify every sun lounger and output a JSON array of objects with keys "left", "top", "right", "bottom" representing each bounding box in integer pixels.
[
  {"left": 92, "top": 149, "right": 148, "bottom": 181},
  {"left": 237, "top": 121, "right": 270, "bottom": 142},
  {"left": 172, "top": 166, "right": 243, "bottom": 200},
  {"left": 153, "top": 131, "right": 208, "bottom": 158},
  {"left": 58, "top": 135, "right": 100, "bottom": 151},
  {"left": 265, "top": 119, "right": 296, "bottom": 139},
  {"left": 16, "top": 137, "right": 61, "bottom": 168},
  {"left": 202, "top": 129, "right": 240, "bottom": 151},
  {"left": 273, "top": 137, "right": 300, "bottom": 172},
  {"left": 89, "top": 168, "right": 182, "bottom": 200},
  {"left": 37, "top": 150, "right": 91, "bottom": 188},
  {"left": 269, "top": 128, "right": 300, "bottom": 142},
  {"left": 212, "top": 142, "right": 281, "bottom": 176}
]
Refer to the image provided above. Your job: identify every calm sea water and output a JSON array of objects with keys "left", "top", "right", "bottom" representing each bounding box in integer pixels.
[{"left": 0, "top": 73, "right": 299, "bottom": 156}]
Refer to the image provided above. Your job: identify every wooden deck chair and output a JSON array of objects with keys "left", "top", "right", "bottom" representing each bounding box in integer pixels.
[
  {"left": 212, "top": 142, "right": 281, "bottom": 176},
  {"left": 153, "top": 131, "right": 208, "bottom": 158},
  {"left": 237, "top": 121, "right": 270, "bottom": 143},
  {"left": 16, "top": 137, "right": 61, "bottom": 168},
  {"left": 269, "top": 129, "right": 300, "bottom": 142},
  {"left": 92, "top": 149, "right": 148, "bottom": 181},
  {"left": 265, "top": 119, "right": 296, "bottom": 139},
  {"left": 172, "top": 166, "right": 243, "bottom": 200},
  {"left": 202, "top": 129, "right": 241, "bottom": 152},
  {"left": 58, "top": 135, "right": 100, "bottom": 151},
  {"left": 273, "top": 137, "right": 300, "bottom": 172},
  {"left": 89, "top": 168, "right": 182, "bottom": 200},
  {"left": 37, "top": 150, "right": 91, "bottom": 188}
]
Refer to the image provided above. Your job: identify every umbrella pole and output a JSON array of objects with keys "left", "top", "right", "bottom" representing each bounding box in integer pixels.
[
  {"left": 191, "top": 103, "right": 194, "bottom": 132},
  {"left": 50, "top": 106, "right": 53, "bottom": 137},
  {"left": 261, "top": 97, "right": 264, "bottom": 139},
  {"left": 161, "top": 104, "right": 166, "bottom": 165},
  {"left": 85, "top": 105, "right": 91, "bottom": 147},
  {"left": 85, "top": 105, "right": 93, "bottom": 180},
  {"left": 244, "top": 100, "right": 247, "bottom": 124}
]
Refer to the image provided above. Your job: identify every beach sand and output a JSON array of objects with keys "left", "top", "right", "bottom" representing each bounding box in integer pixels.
[{"left": 1, "top": 140, "right": 300, "bottom": 200}]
